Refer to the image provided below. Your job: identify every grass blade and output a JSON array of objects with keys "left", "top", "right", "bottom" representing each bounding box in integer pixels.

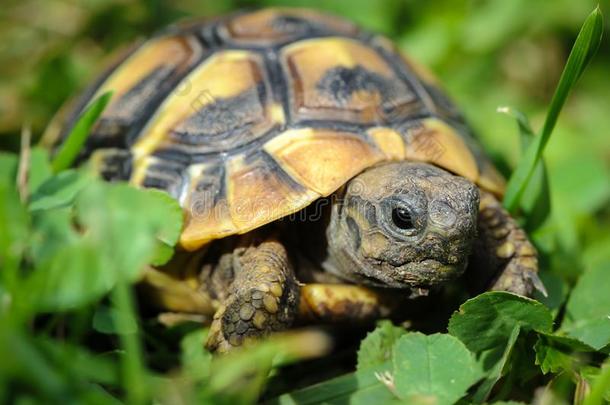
[
  {"left": 51, "top": 92, "right": 112, "bottom": 173},
  {"left": 113, "top": 279, "right": 148, "bottom": 405},
  {"left": 503, "top": 7, "right": 603, "bottom": 212},
  {"left": 498, "top": 106, "right": 551, "bottom": 230}
]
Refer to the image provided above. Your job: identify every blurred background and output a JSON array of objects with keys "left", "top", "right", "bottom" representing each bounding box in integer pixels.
[{"left": 1, "top": 0, "right": 609, "bottom": 285}]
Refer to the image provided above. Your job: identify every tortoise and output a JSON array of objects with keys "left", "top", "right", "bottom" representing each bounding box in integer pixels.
[{"left": 45, "top": 8, "right": 545, "bottom": 352}]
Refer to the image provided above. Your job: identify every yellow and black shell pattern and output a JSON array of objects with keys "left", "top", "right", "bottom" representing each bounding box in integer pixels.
[{"left": 45, "top": 8, "right": 505, "bottom": 251}]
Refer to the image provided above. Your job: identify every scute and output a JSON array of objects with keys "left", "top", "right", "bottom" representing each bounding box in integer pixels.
[
  {"left": 218, "top": 8, "right": 358, "bottom": 46},
  {"left": 131, "top": 49, "right": 282, "bottom": 160},
  {"left": 49, "top": 8, "right": 507, "bottom": 251},
  {"left": 281, "top": 37, "right": 422, "bottom": 124},
  {"left": 45, "top": 34, "right": 204, "bottom": 154},
  {"left": 265, "top": 128, "right": 384, "bottom": 195}
]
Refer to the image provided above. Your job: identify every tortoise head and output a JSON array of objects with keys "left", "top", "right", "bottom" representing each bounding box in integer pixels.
[{"left": 325, "top": 161, "right": 480, "bottom": 289}]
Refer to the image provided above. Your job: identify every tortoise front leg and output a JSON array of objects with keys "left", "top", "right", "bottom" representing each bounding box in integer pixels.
[
  {"left": 298, "top": 284, "right": 398, "bottom": 323},
  {"left": 470, "top": 190, "right": 546, "bottom": 296},
  {"left": 206, "top": 239, "right": 299, "bottom": 352}
]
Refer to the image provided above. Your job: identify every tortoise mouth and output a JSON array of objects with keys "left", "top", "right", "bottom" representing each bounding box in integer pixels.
[{"left": 357, "top": 258, "right": 467, "bottom": 289}]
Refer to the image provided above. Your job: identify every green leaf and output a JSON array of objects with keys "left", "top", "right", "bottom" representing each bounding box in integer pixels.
[
  {"left": 29, "top": 169, "right": 92, "bottom": 212},
  {"left": 75, "top": 182, "right": 181, "bottom": 283},
  {"left": 503, "top": 7, "right": 603, "bottom": 212},
  {"left": 392, "top": 332, "right": 482, "bottom": 405},
  {"left": 562, "top": 260, "right": 610, "bottom": 350},
  {"left": 357, "top": 320, "right": 405, "bottom": 370},
  {"left": 92, "top": 305, "right": 139, "bottom": 335},
  {"left": 472, "top": 324, "right": 520, "bottom": 403},
  {"left": 28, "top": 207, "right": 79, "bottom": 265},
  {"left": 534, "top": 333, "right": 595, "bottom": 374},
  {"left": 144, "top": 189, "right": 183, "bottom": 266},
  {"left": 27, "top": 147, "right": 53, "bottom": 195},
  {"left": 26, "top": 240, "right": 108, "bottom": 312},
  {"left": 583, "top": 359, "right": 610, "bottom": 405},
  {"left": 534, "top": 271, "right": 569, "bottom": 319},
  {"left": 270, "top": 364, "right": 399, "bottom": 405},
  {"left": 209, "top": 330, "right": 331, "bottom": 404},
  {"left": 448, "top": 292, "right": 553, "bottom": 353},
  {"left": 37, "top": 338, "right": 120, "bottom": 386},
  {"left": 582, "top": 365, "right": 610, "bottom": 404},
  {"left": 22, "top": 175, "right": 183, "bottom": 314},
  {"left": 180, "top": 329, "right": 212, "bottom": 383},
  {"left": 51, "top": 92, "right": 112, "bottom": 173},
  {"left": 562, "top": 318, "right": 610, "bottom": 352}
]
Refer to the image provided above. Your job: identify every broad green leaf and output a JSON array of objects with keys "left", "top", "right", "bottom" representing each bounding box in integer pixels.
[
  {"left": 26, "top": 241, "right": 108, "bottom": 312},
  {"left": 23, "top": 176, "right": 182, "bottom": 314},
  {"left": 271, "top": 364, "right": 399, "bottom": 405},
  {"left": 357, "top": 320, "right": 405, "bottom": 370},
  {"left": 181, "top": 329, "right": 212, "bottom": 383},
  {"left": 144, "top": 189, "right": 183, "bottom": 266},
  {"left": 448, "top": 292, "right": 553, "bottom": 353},
  {"left": 28, "top": 147, "right": 53, "bottom": 195},
  {"left": 37, "top": 338, "right": 120, "bottom": 386},
  {"left": 562, "top": 260, "right": 610, "bottom": 350},
  {"left": 209, "top": 330, "right": 331, "bottom": 404},
  {"left": 472, "top": 324, "right": 520, "bottom": 403},
  {"left": 92, "top": 305, "right": 139, "bottom": 335},
  {"left": 29, "top": 169, "right": 92, "bottom": 212},
  {"left": 503, "top": 7, "right": 603, "bottom": 212},
  {"left": 75, "top": 182, "right": 180, "bottom": 283},
  {"left": 51, "top": 92, "right": 112, "bottom": 173},
  {"left": 392, "top": 333, "right": 482, "bottom": 405},
  {"left": 534, "top": 271, "right": 569, "bottom": 319},
  {"left": 0, "top": 327, "right": 69, "bottom": 400},
  {"left": 561, "top": 318, "right": 610, "bottom": 352},
  {"left": 28, "top": 208, "right": 79, "bottom": 265},
  {"left": 534, "top": 333, "right": 595, "bottom": 374},
  {"left": 581, "top": 365, "right": 610, "bottom": 403},
  {"left": 584, "top": 359, "right": 610, "bottom": 405}
]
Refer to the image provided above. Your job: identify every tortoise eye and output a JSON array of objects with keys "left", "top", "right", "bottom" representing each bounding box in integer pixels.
[{"left": 391, "top": 207, "right": 414, "bottom": 230}]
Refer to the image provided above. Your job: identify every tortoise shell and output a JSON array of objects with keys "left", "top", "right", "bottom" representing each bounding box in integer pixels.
[{"left": 45, "top": 8, "right": 505, "bottom": 251}]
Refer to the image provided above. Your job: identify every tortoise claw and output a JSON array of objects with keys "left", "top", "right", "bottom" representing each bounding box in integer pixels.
[{"left": 527, "top": 271, "right": 548, "bottom": 298}]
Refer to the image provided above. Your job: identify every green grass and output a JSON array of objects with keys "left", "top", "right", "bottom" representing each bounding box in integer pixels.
[{"left": 1, "top": 1, "right": 610, "bottom": 404}]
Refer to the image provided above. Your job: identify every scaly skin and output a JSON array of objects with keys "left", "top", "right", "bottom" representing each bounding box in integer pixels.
[
  {"left": 206, "top": 240, "right": 299, "bottom": 353},
  {"left": 474, "top": 190, "right": 545, "bottom": 296}
]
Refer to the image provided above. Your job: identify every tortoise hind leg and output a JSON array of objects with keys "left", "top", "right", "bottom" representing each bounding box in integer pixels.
[
  {"left": 470, "top": 190, "right": 546, "bottom": 296},
  {"left": 206, "top": 239, "right": 299, "bottom": 352}
]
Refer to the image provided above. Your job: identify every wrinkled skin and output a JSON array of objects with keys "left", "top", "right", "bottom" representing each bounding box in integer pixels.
[{"left": 324, "top": 162, "right": 479, "bottom": 289}]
